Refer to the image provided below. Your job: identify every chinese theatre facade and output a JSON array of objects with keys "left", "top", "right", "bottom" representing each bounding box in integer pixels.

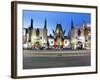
[
  {"left": 23, "top": 19, "right": 90, "bottom": 49},
  {"left": 52, "top": 24, "right": 69, "bottom": 48}
]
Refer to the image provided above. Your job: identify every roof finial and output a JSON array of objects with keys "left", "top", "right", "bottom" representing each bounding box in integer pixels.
[
  {"left": 71, "top": 20, "right": 74, "bottom": 29},
  {"left": 30, "top": 18, "right": 33, "bottom": 28},
  {"left": 44, "top": 18, "right": 47, "bottom": 29}
]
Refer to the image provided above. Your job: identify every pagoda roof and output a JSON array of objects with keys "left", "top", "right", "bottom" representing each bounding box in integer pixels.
[
  {"left": 47, "top": 34, "right": 54, "bottom": 38},
  {"left": 64, "top": 36, "right": 70, "bottom": 39},
  {"left": 55, "top": 23, "right": 64, "bottom": 33}
]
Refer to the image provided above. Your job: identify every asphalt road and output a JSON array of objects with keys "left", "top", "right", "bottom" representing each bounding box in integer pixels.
[{"left": 23, "top": 50, "right": 91, "bottom": 69}]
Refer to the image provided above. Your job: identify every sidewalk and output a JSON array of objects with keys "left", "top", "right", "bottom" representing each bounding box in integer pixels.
[{"left": 23, "top": 49, "right": 91, "bottom": 57}]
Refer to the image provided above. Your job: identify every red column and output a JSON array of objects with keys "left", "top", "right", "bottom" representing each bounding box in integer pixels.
[
  {"left": 62, "top": 39, "right": 64, "bottom": 48},
  {"left": 54, "top": 39, "right": 56, "bottom": 48}
]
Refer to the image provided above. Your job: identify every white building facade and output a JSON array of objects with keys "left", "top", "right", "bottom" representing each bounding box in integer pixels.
[
  {"left": 68, "top": 21, "right": 91, "bottom": 49},
  {"left": 23, "top": 19, "right": 91, "bottom": 50}
]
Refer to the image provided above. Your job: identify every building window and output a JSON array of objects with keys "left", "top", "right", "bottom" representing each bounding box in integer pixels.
[
  {"left": 51, "top": 41, "right": 54, "bottom": 44},
  {"left": 36, "top": 28, "right": 40, "bottom": 36},
  {"left": 40, "top": 37, "right": 42, "bottom": 39},
  {"left": 65, "top": 41, "right": 67, "bottom": 44},
  {"left": 88, "top": 36, "right": 91, "bottom": 40}
]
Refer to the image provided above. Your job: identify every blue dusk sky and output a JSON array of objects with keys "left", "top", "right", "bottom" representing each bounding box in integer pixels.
[{"left": 23, "top": 10, "right": 91, "bottom": 36}]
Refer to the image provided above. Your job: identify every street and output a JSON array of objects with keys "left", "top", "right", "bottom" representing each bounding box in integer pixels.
[{"left": 23, "top": 50, "right": 91, "bottom": 69}]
